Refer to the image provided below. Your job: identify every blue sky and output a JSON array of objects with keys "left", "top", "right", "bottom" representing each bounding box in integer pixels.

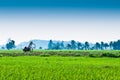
[{"left": 0, "top": 0, "right": 120, "bottom": 45}]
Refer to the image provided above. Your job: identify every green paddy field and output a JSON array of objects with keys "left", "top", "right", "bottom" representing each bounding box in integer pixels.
[{"left": 0, "top": 50, "right": 120, "bottom": 80}]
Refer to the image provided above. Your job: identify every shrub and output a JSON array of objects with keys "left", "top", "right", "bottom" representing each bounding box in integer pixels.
[{"left": 40, "top": 54, "right": 50, "bottom": 57}]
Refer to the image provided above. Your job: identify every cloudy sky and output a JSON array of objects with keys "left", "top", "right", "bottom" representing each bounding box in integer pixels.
[{"left": 0, "top": 0, "right": 120, "bottom": 45}]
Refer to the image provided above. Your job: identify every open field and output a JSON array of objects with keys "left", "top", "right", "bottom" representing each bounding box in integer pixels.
[
  {"left": 0, "top": 56, "right": 120, "bottom": 80},
  {"left": 0, "top": 50, "right": 120, "bottom": 57}
]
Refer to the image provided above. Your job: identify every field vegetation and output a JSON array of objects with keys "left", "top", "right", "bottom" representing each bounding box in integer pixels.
[
  {"left": 0, "top": 50, "right": 120, "bottom": 80},
  {"left": 0, "top": 50, "right": 120, "bottom": 57},
  {"left": 0, "top": 56, "right": 120, "bottom": 80}
]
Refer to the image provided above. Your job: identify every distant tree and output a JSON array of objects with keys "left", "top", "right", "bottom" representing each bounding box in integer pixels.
[
  {"left": 54, "top": 42, "right": 61, "bottom": 50},
  {"left": 71, "top": 40, "right": 77, "bottom": 50},
  {"left": 90, "top": 46, "right": 95, "bottom": 50},
  {"left": 109, "top": 41, "right": 113, "bottom": 50},
  {"left": 113, "top": 40, "right": 120, "bottom": 50},
  {"left": 84, "top": 41, "right": 90, "bottom": 50},
  {"left": 1, "top": 46, "right": 5, "bottom": 49},
  {"left": 95, "top": 42, "right": 101, "bottom": 50},
  {"left": 60, "top": 41, "right": 64, "bottom": 49},
  {"left": 104, "top": 43, "right": 109, "bottom": 49},
  {"left": 39, "top": 47, "right": 42, "bottom": 50},
  {"left": 100, "top": 42, "right": 104, "bottom": 50},
  {"left": 77, "top": 42, "right": 82, "bottom": 50},
  {"left": 66, "top": 44, "right": 71, "bottom": 50},
  {"left": 23, "top": 41, "right": 36, "bottom": 52},
  {"left": 6, "top": 39, "right": 15, "bottom": 50},
  {"left": 48, "top": 40, "right": 53, "bottom": 50}
]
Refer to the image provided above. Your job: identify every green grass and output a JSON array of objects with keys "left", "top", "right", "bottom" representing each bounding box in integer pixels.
[
  {"left": 0, "top": 50, "right": 120, "bottom": 57},
  {"left": 0, "top": 56, "right": 120, "bottom": 80}
]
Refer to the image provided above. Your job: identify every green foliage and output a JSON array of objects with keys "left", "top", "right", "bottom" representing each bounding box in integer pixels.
[
  {"left": 0, "top": 54, "right": 3, "bottom": 57},
  {"left": 0, "top": 50, "right": 120, "bottom": 57},
  {"left": 0, "top": 57, "right": 120, "bottom": 80},
  {"left": 6, "top": 39, "right": 15, "bottom": 50},
  {"left": 40, "top": 53, "right": 50, "bottom": 57}
]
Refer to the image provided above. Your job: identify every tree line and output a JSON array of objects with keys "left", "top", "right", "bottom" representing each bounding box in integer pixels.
[
  {"left": 48, "top": 40, "right": 120, "bottom": 50},
  {"left": 1, "top": 39, "right": 120, "bottom": 50}
]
